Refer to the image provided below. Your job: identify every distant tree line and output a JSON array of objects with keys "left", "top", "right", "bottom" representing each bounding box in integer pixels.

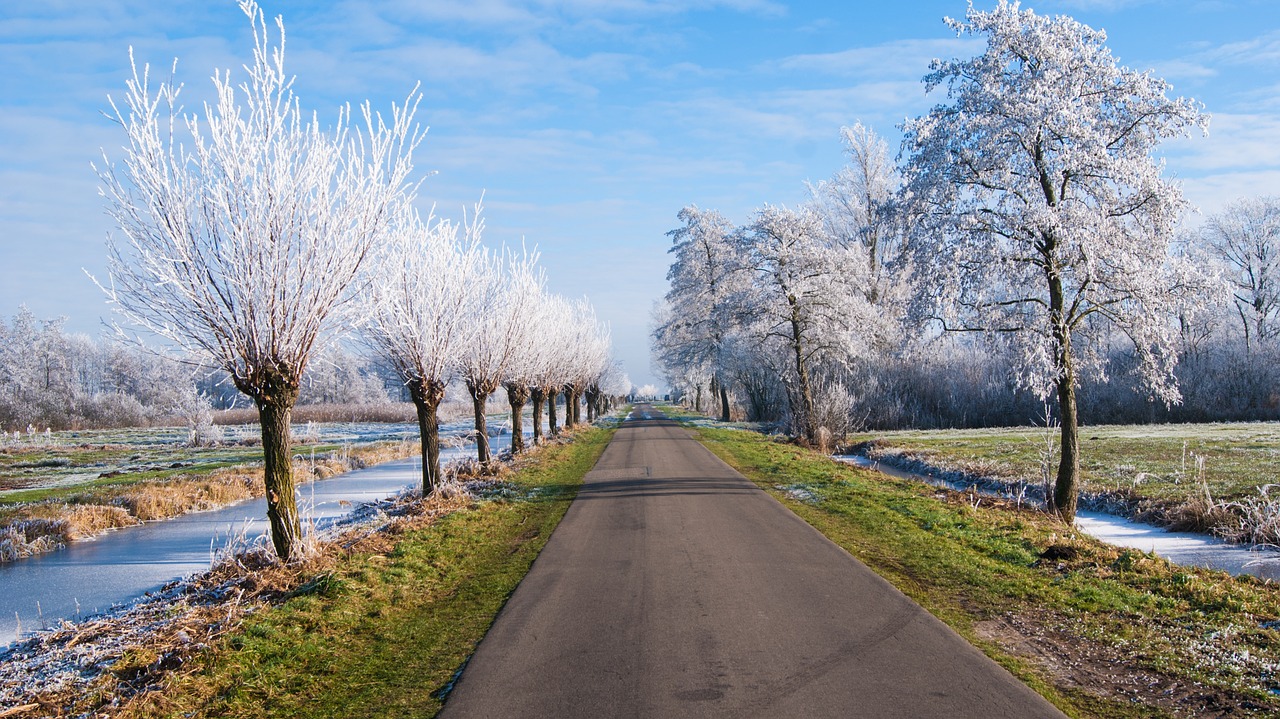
[{"left": 0, "top": 305, "right": 403, "bottom": 432}]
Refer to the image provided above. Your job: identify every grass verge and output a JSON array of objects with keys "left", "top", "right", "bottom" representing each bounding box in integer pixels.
[
  {"left": 692, "top": 424, "right": 1280, "bottom": 718},
  {"left": 112, "top": 423, "right": 615, "bottom": 719}
]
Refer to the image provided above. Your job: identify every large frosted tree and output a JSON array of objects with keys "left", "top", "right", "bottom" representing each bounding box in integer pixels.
[
  {"left": 900, "top": 1, "right": 1207, "bottom": 521},
  {"left": 95, "top": 1, "right": 421, "bottom": 558},
  {"left": 735, "top": 205, "right": 870, "bottom": 444}
]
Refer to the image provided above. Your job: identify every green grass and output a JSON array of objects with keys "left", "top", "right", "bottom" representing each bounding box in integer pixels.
[
  {"left": 849, "top": 422, "right": 1280, "bottom": 507},
  {"left": 123, "top": 424, "right": 616, "bottom": 719},
  {"left": 692, "top": 425, "right": 1280, "bottom": 718}
]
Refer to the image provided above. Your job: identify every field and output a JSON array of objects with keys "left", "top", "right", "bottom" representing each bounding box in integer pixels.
[
  {"left": 848, "top": 422, "right": 1280, "bottom": 537},
  {"left": 0, "top": 407, "right": 510, "bottom": 561}
]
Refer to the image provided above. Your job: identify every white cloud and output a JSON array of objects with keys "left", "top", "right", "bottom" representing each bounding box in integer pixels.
[{"left": 1198, "top": 28, "right": 1280, "bottom": 67}]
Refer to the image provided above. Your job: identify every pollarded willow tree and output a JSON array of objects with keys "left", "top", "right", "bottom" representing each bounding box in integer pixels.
[
  {"left": 532, "top": 294, "right": 575, "bottom": 441},
  {"left": 459, "top": 247, "right": 541, "bottom": 466},
  {"left": 497, "top": 256, "right": 548, "bottom": 456},
  {"left": 562, "top": 299, "right": 612, "bottom": 429},
  {"left": 95, "top": 1, "right": 422, "bottom": 559},
  {"left": 900, "top": 1, "right": 1209, "bottom": 521},
  {"left": 361, "top": 207, "right": 486, "bottom": 493}
]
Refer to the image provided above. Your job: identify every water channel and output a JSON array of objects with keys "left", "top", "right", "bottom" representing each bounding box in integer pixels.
[
  {"left": 836, "top": 454, "right": 1280, "bottom": 582},
  {"left": 0, "top": 432, "right": 516, "bottom": 648}
]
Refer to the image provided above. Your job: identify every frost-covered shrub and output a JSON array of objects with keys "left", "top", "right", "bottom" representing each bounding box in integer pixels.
[{"left": 0, "top": 519, "right": 71, "bottom": 562}]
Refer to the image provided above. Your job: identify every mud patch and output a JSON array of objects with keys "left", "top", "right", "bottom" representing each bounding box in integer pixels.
[{"left": 976, "top": 613, "right": 1275, "bottom": 717}]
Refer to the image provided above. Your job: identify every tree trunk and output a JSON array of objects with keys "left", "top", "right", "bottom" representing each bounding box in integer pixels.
[
  {"left": 468, "top": 383, "right": 492, "bottom": 466},
  {"left": 408, "top": 377, "right": 445, "bottom": 493},
  {"left": 506, "top": 383, "right": 530, "bottom": 454},
  {"left": 562, "top": 386, "right": 576, "bottom": 429},
  {"left": 1053, "top": 370, "right": 1081, "bottom": 522},
  {"left": 1046, "top": 251, "right": 1081, "bottom": 522},
  {"left": 531, "top": 386, "right": 545, "bottom": 446},
  {"left": 585, "top": 390, "right": 596, "bottom": 422},
  {"left": 718, "top": 376, "right": 730, "bottom": 422},
  {"left": 547, "top": 387, "right": 560, "bottom": 436},
  {"left": 571, "top": 388, "right": 582, "bottom": 425},
  {"left": 256, "top": 392, "right": 302, "bottom": 561},
  {"left": 789, "top": 307, "right": 818, "bottom": 444}
]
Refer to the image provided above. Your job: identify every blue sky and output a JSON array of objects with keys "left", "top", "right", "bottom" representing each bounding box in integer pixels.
[{"left": 2, "top": 0, "right": 1278, "bottom": 388}]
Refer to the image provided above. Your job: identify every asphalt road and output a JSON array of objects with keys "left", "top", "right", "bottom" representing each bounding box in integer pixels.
[{"left": 439, "top": 405, "right": 1066, "bottom": 718}]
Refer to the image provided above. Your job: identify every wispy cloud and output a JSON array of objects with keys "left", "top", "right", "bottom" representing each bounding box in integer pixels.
[
  {"left": 1165, "top": 112, "right": 1280, "bottom": 172},
  {"left": 770, "top": 38, "right": 984, "bottom": 79}
]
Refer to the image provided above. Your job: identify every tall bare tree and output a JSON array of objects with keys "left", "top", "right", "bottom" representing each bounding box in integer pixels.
[{"left": 94, "top": 1, "right": 422, "bottom": 559}]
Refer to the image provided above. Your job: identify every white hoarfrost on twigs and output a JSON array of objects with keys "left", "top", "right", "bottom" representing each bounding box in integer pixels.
[{"left": 92, "top": 0, "right": 423, "bottom": 389}]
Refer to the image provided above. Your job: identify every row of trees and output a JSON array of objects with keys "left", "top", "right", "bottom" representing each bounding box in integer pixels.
[
  {"left": 653, "top": 2, "right": 1273, "bottom": 523},
  {"left": 95, "top": 2, "right": 622, "bottom": 559},
  {"left": 361, "top": 205, "right": 623, "bottom": 491}
]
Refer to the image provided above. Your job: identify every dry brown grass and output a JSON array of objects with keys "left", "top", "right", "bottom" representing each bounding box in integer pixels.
[{"left": 113, "top": 472, "right": 259, "bottom": 522}]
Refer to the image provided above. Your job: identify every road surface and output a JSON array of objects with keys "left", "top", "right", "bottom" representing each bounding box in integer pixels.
[{"left": 439, "top": 405, "right": 1065, "bottom": 718}]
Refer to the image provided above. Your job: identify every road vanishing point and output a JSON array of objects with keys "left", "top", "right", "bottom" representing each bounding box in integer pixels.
[{"left": 439, "top": 404, "right": 1066, "bottom": 718}]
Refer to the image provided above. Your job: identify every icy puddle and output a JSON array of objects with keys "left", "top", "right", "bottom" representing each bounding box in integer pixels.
[{"left": 835, "top": 454, "right": 1280, "bottom": 582}]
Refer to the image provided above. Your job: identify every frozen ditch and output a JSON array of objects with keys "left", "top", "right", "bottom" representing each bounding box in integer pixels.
[
  {"left": 834, "top": 454, "right": 1280, "bottom": 582},
  {"left": 0, "top": 431, "right": 519, "bottom": 648}
]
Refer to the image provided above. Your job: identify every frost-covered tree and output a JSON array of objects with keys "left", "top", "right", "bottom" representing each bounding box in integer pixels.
[
  {"left": 361, "top": 208, "right": 485, "bottom": 492},
  {"left": 565, "top": 300, "right": 612, "bottom": 428},
  {"left": 1200, "top": 196, "right": 1280, "bottom": 351},
  {"left": 809, "top": 123, "right": 900, "bottom": 304},
  {"left": 735, "top": 205, "right": 871, "bottom": 443},
  {"left": 653, "top": 206, "right": 742, "bottom": 421},
  {"left": 497, "top": 255, "right": 547, "bottom": 455},
  {"left": 563, "top": 301, "right": 611, "bottom": 426},
  {"left": 531, "top": 295, "right": 575, "bottom": 441},
  {"left": 458, "top": 247, "right": 540, "bottom": 466},
  {"left": 299, "top": 345, "right": 394, "bottom": 405},
  {"left": 899, "top": 1, "right": 1208, "bottom": 521},
  {"left": 94, "top": 1, "right": 422, "bottom": 558}
]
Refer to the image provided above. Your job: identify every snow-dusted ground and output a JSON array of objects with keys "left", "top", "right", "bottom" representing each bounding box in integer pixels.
[{"left": 835, "top": 454, "right": 1280, "bottom": 582}]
